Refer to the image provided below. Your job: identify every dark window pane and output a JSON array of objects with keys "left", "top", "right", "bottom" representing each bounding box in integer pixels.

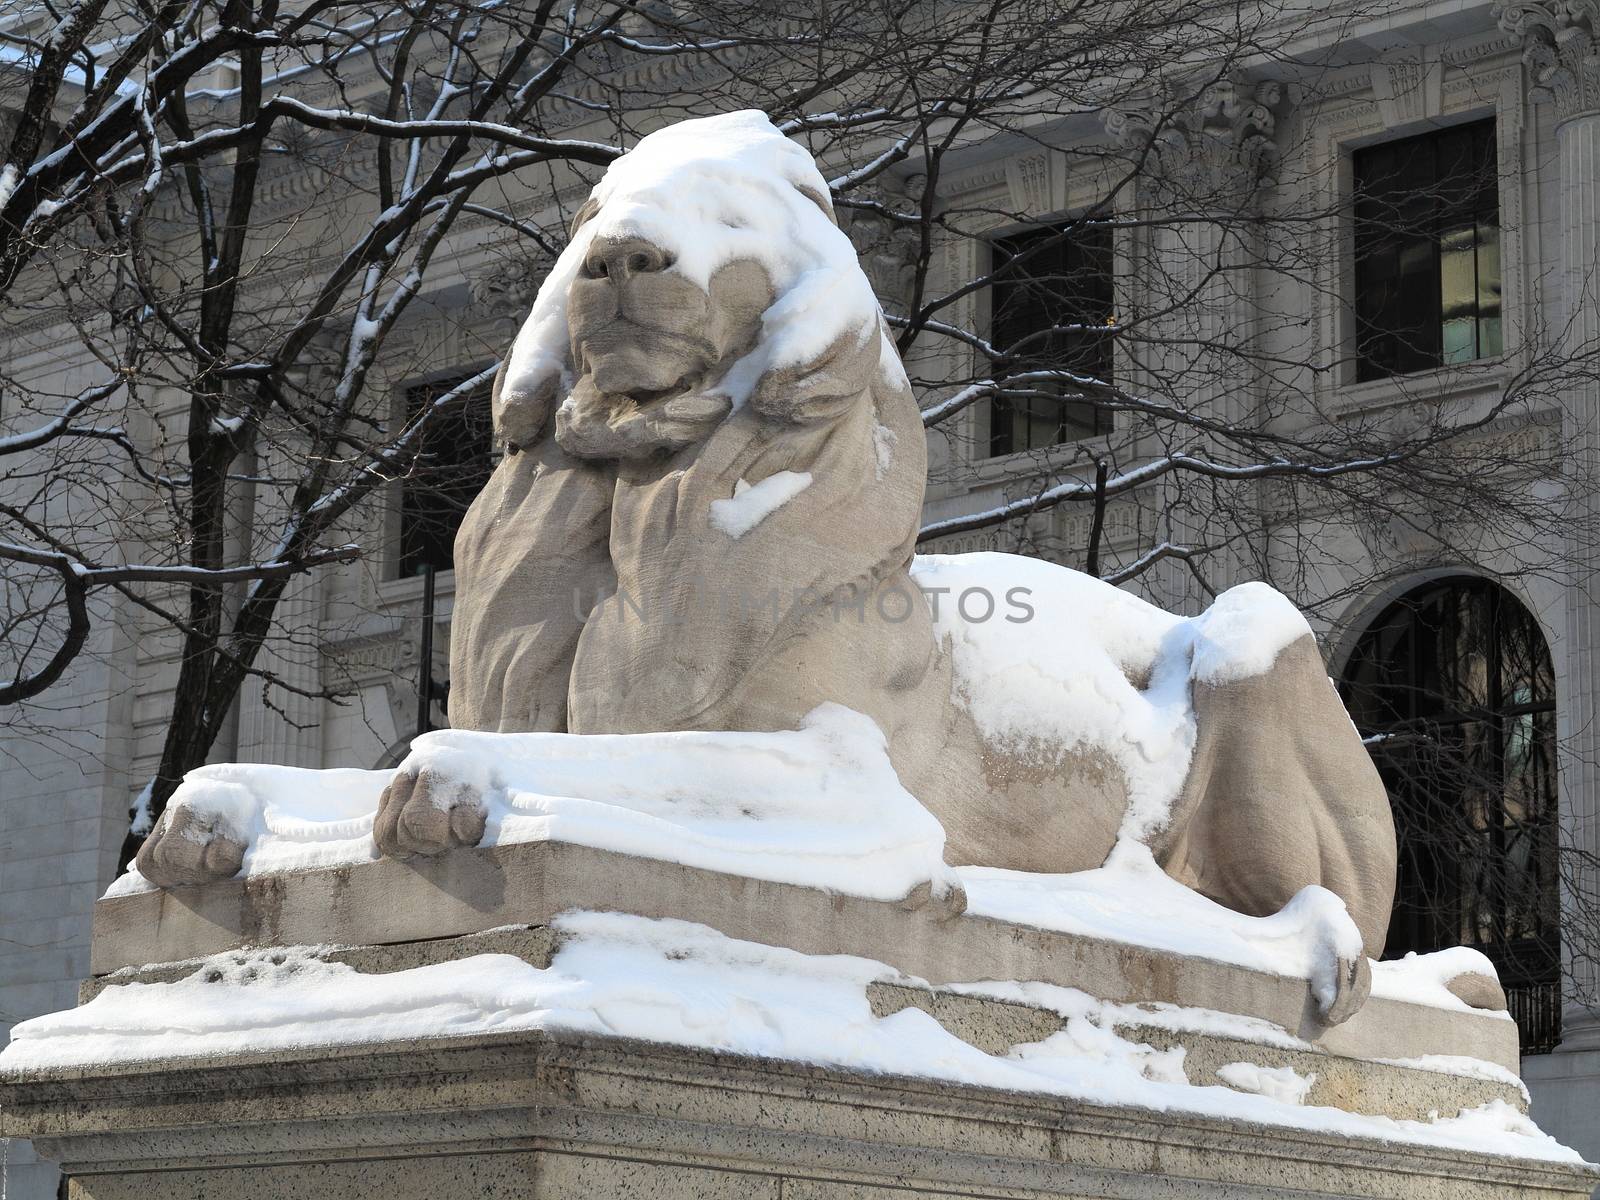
[
  {"left": 1353, "top": 120, "right": 1500, "bottom": 381},
  {"left": 397, "top": 370, "right": 495, "bottom": 577},
  {"left": 987, "top": 221, "right": 1114, "bottom": 457},
  {"left": 1339, "top": 578, "right": 1560, "bottom": 1054}
]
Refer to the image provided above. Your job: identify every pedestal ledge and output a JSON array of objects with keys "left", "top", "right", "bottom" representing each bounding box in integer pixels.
[
  {"left": 90, "top": 838, "right": 1520, "bottom": 1070},
  {"left": 2, "top": 1028, "right": 1594, "bottom": 1200}
]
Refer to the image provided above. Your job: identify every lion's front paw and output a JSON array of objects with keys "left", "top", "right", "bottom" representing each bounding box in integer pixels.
[
  {"left": 374, "top": 767, "right": 488, "bottom": 858},
  {"left": 135, "top": 804, "right": 247, "bottom": 889}
]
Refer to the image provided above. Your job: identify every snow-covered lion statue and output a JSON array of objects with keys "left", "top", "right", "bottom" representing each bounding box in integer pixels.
[{"left": 139, "top": 112, "right": 1397, "bottom": 1021}]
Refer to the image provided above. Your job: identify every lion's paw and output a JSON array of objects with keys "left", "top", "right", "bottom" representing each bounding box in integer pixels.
[
  {"left": 900, "top": 878, "right": 969, "bottom": 922},
  {"left": 1318, "top": 954, "right": 1372, "bottom": 1026},
  {"left": 1445, "top": 969, "right": 1507, "bottom": 1012},
  {"left": 135, "top": 803, "right": 247, "bottom": 889},
  {"left": 374, "top": 767, "right": 487, "bottom": 858}
]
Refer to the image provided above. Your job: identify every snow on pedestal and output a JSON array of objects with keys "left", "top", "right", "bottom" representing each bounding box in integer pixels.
[{"left": 0, "top": 911, "right": 1575, "bottom": 1165}]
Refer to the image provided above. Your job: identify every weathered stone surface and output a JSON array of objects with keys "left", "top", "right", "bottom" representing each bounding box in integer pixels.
[
  {"left": 2, "top": 1030, "right": 1592, "bottom": 1200},
  {"left": 88, "top": 839, "right": 1520, "bottom": 1071},
  {"left": 866, "top": 981, "right": 1525, "bottom": 1122},
  {"left": 77, "top": 924, "right": 557, "bottom": 1004}
]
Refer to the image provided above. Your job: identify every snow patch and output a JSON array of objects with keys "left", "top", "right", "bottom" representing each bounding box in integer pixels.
[
  {"left": 1188, "top": 581, "right": 1311, "bottom": 685},
  {"left": 709, "top": 470, "right": 813, "bottom": 536},
  {"left": 870, "top": 418, "right": 897, "bottom": 479},
  {"left": 959, "top": 841, "right": 1365, "bottom": 1013},
  {"left": 0, "top": 913, "right": 1579, "bottom": 1164},
  {"left": 1217, "top": 1060, "right": 1317, "bottom": 1105},
  {"left": 1371, "top": 947, "right": 1510, "bottom": 1015}
]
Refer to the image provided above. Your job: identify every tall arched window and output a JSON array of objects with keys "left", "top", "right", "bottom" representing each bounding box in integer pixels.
[{"left": 1341, "top": 578, "right": 1560, "bottom": 1053}]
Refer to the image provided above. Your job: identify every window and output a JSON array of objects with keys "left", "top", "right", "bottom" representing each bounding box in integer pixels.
[
  {"left": 1352, "top": 120, "right": 1502, "bottom": 381},
  {"left": 987, "top": 221, "right": 1114, "bottom": 457},
  {"left": 1341, "top": 579, "right": 1559, "bottom": 1053},
  {"left": 396, "top": 369, "right": 495, "bottom": 578}
]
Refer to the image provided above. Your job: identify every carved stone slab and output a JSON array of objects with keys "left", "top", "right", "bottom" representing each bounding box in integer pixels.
[{"left": 89, "top": 839, "right": 1519, "bottom": 1071}]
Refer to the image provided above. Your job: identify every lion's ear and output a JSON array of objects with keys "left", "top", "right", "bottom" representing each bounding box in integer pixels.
[
  {"left": 568, "top": 195, "right": 601, "bottom": 238},
  {"left": 748, "top": 323, "right": 884, "bottom": 426},
  {"left": 795, "top": 182, "right": 838, "bottom": 226}
]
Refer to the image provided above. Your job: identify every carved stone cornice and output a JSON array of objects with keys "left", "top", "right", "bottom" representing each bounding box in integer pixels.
[
  {"left": 1103, "top": 78, "right": 1284, "bottom": 208},
  {"left": 1497, "top": 1, "right": 1600, "bottom": 121}
]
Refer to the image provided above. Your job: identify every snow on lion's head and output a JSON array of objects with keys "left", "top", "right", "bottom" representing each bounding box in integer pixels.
[{"left": 493, "top": 110, "right": 906, "bottom": 459}]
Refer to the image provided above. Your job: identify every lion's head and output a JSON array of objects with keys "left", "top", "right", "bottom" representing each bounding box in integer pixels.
[{"left": 496, "top": 110, "right": 899, "bottom": 460}]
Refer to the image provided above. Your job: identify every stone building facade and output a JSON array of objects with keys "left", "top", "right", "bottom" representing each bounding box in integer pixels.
[{"left": 5, "top": 0, "right": 1600, "bottom": 1194}]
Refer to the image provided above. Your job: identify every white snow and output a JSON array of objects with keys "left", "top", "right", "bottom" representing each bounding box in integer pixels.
[
  {"left": 1187, "top": 581, "right": 1311, "bottom": 685},
  {"left": 502, "top": 109, "right": 896, "bottom": 424},
  {"left": 1370, "top": 946, "right": 1510, "bottom": 1015},
  {"left": 108, "top": 705, "right": 959, "bottom": 908},
  {"left": 1217, "top": 1060, "right": 1317, "bottom": 1105},
  {"left": 126, "top": 779, "right": 154, "bottom": 838},
  {"left": 870, "top": 417, "right": 897, "bottom": 478},
  {"left": 910, "top": 553, "right": 1310, "bottom": 844},
  {"left": 709, "top": 470, "right": 813, "bottom": 536},
  {"left": 958, "top": 841, "right": 1364, "bottom": 1014},
  {"left": 0, "top": 912, "right": 1579, "bottom": 1165}
]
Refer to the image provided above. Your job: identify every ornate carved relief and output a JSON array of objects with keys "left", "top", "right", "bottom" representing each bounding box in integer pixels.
[
  {"left": 1497, "top": 1, "right": 1600, "bottom": 121},
  {"left": 468, "top": 253, "right": 544, "bottom": 325},
  {"left": 1104, "top": 78, "right": 1285, "bottom": 208},
  {"left": 839, "top": 185, "right": 921, "bottom": 314},
  {"left": 1003, "top": 151, "right": 1067, "bottom": 215},
  {"left": 1370, "top": 48, "right": 1445, "bottom": 126}
]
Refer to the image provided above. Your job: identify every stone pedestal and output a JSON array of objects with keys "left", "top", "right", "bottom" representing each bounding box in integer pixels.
[
  {"left": 5, "top": 1025, "right": 1596, "bottom": 1200},
  {"left": 2, "top": 839, "right": 1595, "bottom": 1197}
]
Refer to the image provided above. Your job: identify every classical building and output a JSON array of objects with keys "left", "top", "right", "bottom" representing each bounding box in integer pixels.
[{"left": 4, "top": 0, "right": 1600, "bottom": 1194}]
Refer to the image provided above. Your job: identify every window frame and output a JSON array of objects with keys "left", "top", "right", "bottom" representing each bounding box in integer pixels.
[
  {"left": 982, "top": 218, "right": 1117, "bottom": 460},
  {"left": 1304, "top": 54, "right": 1527, "bottom": 416},
  {"left": 1339, "top": 576, "right": 1561, "bottom": 1054},
  {"left": 1351, "top": 119, "right": 1503, "bottom": 382},
  {"left": 388, "top": 364, "right": 497, "bottom": 582}
]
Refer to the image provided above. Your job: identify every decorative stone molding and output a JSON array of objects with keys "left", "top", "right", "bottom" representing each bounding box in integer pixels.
[
  {"left": 1370, "top": 48, "right": 1445, "bottom": 126},
  {"left": 1497, "top": 1, "right": 1600, "bottom": 121},
  {"left": 468, "top": 253, "right": 545, "bottom": 324},
  {"left": 839, "top": 187, "right": 921, "bottom": 314},
  {"left": 1103, "top": 78, "right": 1285, "bottom": 207}
]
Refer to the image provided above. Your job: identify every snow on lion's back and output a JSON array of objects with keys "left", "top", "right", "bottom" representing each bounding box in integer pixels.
[{"left": 910, "top": 553, "right": 1312, "bottom": 843}]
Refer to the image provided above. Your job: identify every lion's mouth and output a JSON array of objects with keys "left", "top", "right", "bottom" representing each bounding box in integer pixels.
[{"left": 620, "top": 375, "right": 697, "bottom": 408}]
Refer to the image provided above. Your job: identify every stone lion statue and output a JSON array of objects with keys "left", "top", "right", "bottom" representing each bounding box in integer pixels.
[
  {"left": 382, "top": 112, "right": 1396, "bottom": 1015},
  {"left": 142, "top": 112, "right": 1398, "bottom": 1021}
]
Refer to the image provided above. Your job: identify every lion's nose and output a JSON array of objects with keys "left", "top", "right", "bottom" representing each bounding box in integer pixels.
[{"left": 584, "top": 236, "right": 673, "bottom": 281}]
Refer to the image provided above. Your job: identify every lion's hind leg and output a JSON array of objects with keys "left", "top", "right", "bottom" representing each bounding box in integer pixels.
[{"left": 1154, "top": 630, "right": 1397, "bottom": 1022}]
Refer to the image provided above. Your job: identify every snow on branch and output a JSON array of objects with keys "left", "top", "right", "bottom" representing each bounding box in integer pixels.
[
  {"left": 916, "top": 449, "right": 1411, "bottom": 544},
  {"left": 0, "top": 379, "right": 124, "bottom": 456}
]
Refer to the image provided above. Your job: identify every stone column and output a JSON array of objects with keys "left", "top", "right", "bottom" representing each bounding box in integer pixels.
[
  {"left": 235, "top": 448, "right": 327, "bottom": 771},
  {"left": 1499, "top": 0, "right": 1600, "bottom": 1051},
  {"left": 1104, "top": 80, "right": 1283, "bottom": 608}
]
